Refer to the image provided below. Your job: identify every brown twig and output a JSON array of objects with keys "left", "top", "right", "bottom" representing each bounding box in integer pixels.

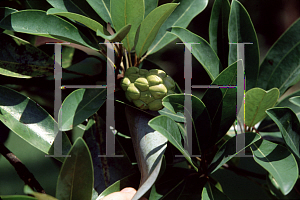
[
  {"left": 0, "top": 142, "right": 45, "bottom": 193},
  {"left": 222, "top": 163, "right": 266, "bottom": 180}
]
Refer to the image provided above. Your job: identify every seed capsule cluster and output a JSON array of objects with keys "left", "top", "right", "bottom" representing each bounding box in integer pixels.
[{"left": 121, "top": 67, "right": 176, "bottom": 111}]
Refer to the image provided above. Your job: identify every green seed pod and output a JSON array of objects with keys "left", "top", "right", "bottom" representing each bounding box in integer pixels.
[
  {"left": 126, "top": 83, "right": 140, "bottom": 100},
  {"left": 147, "top": 75, "right": 163, "bottom": 86},
  {"left": 125, "top": 67, "right": 139, "bottom": 76},
  {"left": 121, "top": 77, "right": 131, "bottom": 91},
  {"left": 149, "top": 84, "right": 167, "bottom": 99},
  {"left": 163, "top": 75, "right": 176, "bottom": 90},
  {"left": 133, "top": 99, "right": 149, "bottom": 110},
  {"left": 134, "top": 77, "right": 149, "bottom": 91},
  {"left": 148, "top": 99, "right": 163, "bottom": 111},
  {"left": 121, "top": 67, "right": 176, "bottom": 111}
]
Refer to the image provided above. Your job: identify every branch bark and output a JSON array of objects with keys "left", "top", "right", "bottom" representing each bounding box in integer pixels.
[{"left": 0, "top": 142, "right": 45, "bottom": 193}]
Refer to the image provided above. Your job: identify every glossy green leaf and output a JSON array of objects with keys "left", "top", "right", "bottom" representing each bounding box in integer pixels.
[
  {"left": 56, "top": 138, "right": 93, "bottom": 200},
  {"left": 145, "top": 0, "right": 158, "bottom": 18},
  {"left": 289, "top": 96, "right": 300, "bottom": 107},
  {"left": 158, "top": 107, "right": 185, "bottom": 123},
  {"left": 148, "top": 115, "right": 197, "bottom": 171},
  {"left": 0, "top": 85, "right": 71, "bottom": 155},
  {"left": 168, "top": 27, "right": 221, "bottom": 81},
  {"left": 209, "top": 0, "right": 230, "bottom": 68},
  {"left": 46, "top": 8, "right": 109, "bottom": 34},
  {"left": 86, "top": 0, "right": 112, "bottom": 26},
  {"left": 96, "top": 24, "right": 131, "bottom": 43},
  {"left": 23, "top": 1, "right": 52, "bottom": 10},
  {"left": 60, "top": 57, "right": 103, "bottom": 80},
  {"left": 135, "top": 3, "right": 178, "bottom": 58},
  {"left": 162, "top": 94, "right": 212, "bottom": 153},
  {"left": 201, "top": 61, "right": 238, "bottom": 142},
  {"left": 202, "top": 182, "right": 231, "bottom": 200},
  {"left": 0, "top": 196, "right": 37, "bottom": 200},
  {"left": 110, "top": 0, "right": 144, "bottom": 51},
  {"left": 162, "top": 94, "right": 206, "bottom": 122},
  {"left": 276, "top": 90, "right": 300, "bottom": 120},
  {"left": 46, "top": 0, "right": 105, "bottom": 25},
  {"left": 262, "top": 42, "right": 300, "bottom": 96},
  {"left": 83, "top": 117, "right": 135, "bottom": 193},
  {"left": 125, "top": 106, "right": 168, "bottom": 200},
  {"left": 147, "top": 0, "right": 208, "bottom": 55},
  {"left": 0, "top": 10, "right": 99, "bottom": 50},
  {"left": 251, "top": 139, "right": 298, "bottom": 195},
  {"left": 97, "top": 173, "right": 140, "bottom": 199},
  {"left": 24, "top": 185, "right": 58, "bottom": 200},
  {"left": 257, "top": 18, "right": 300, "bottom": 91},
  {"left": 0, "top": 7, "right": 18, "bottom": 21},
  {"left": 59, "top": 89, "right": 106, "bottom": 131},
  {"left": 266, "top": 107, "right": 300, "bottom": 160},
  {"left": 208, "top": 132, "right": 261, "bottom": 174},
  {"left": 61, "top": 45, "right": 75, "bottom": 68},
  {"left": 245, "top": 88, "right": 279, "bottom": 127},
  {"left": 228, "top": 0, "right": 259, "bottom": 91},
  {"left": 258, "top": 90, "right": 300, "bottom": 131},
  {"left": 0, "top": 33, "right": 54, "bottom": 78},
  {"left": 149, "top": 185, "right": 163, "bottom": 200},
  {"left": 259, "top": 131, "right": 284, "bottom": 144}
]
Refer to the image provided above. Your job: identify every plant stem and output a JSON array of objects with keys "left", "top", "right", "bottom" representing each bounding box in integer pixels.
[
  {"left": 128, "top": 50, "right": 132, "bottom": 67},
  {"left": 124, "top": 49, "right": 130, "bottom": 70},
  {"left": 0, "top": 142, "right": 45, "bottom": 193}
]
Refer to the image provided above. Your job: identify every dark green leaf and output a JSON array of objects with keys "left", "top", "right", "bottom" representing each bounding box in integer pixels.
[
  {"left": 162, "top": 94, "right": 212, "bottom": 153},
  {"left": 0, "top": 85, "right": 71, "bottom": 155},
  {"left": 263, "top": 42, "right": 300, "bottom": 96},
  {"left": 96, "top": 24, "right": 131, "bottom": 43},
  {"left": 158, "top": 107, "right": 185, "bottom": 123},
  {"left": 135, "top": 3, "right": 178, "bottom": 58},
  {"left": 168, "top": 27, "right": 221, "bottom": 81},
  {"left": 149, "top": 185, "right": 163, "bottom": 200},
  {"left": 111, "top": 0, "right": 144, "bottom": 51},
  {"left": 46, "top": 0, "right": 105, "bottom": 25},
  {"left": 0, "top": 10, "right": 99, "bottom": 50},
  {"left": 257, "top": 18, "right": 300, "bottom": 91},
  {"left": 209, "top": 0, "right": 230, "bottom": 69},
  {"left": 147, "top": 0, "right": 208, "bottom": 55},
  {"left": 258, "top": 90, "right": 300, "bottom": 131},
  {"left": 266, "top": 107, "right": 300, "bottom": 160},
  {"left": 228, "top": 0, "right": 259, "bottom": 91},
  {"left": 86, "top": 0, "right": 112, "bottom": 26},
  {"left": 56, "top": 138, "right": 94, "bottom": 200},
  {"left": 251, "top": 139, "right": 298, "bottom": 195},
  {"left": 144, "top": 0, "right": 158, "bottom": 18},
  {"left": 0, "top": 7, "right": 18, "bottom": 21},
  {"left": 201, "top": 61, "right": 238, "bottom": 142},
  {"left": 0, "top": 33, "right": 54, "bottom": 78},
  {"left": 59, "top": 89, "right": 106, "bottom": 131},
  {"left": 148, "top": 115, "right": 197, "bottom": 171},
  {"left": 46, "top": 8, "right": 109, "bottom": 34},
  {"left": 202, "top": 181, "right": 231, "bottom": 200},
  {"left": 208, "top": 132, "right": 261, "bottom": 174}
]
